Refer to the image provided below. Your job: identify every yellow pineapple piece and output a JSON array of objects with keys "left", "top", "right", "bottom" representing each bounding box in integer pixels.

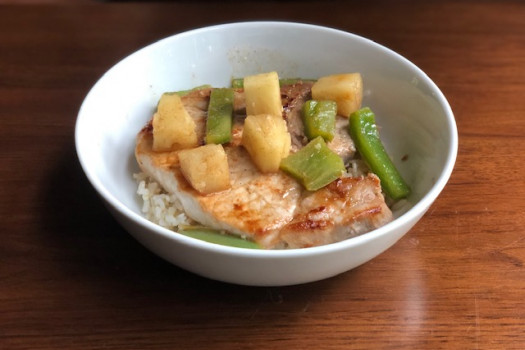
[
  {"left": 177, "top": 144, "right": 231, "bottom": 194},
  {"left": 242, "top": 113, "right": 291, "bottom": 173},
  {"left": 244, "top": 71, "right": 283, "bottom": 118},
  {"left": 311, "top": 73, "right": 363, "bottom": 117},
  {"left": 152, "top": 93, "right": 198, "bottom": 151}
]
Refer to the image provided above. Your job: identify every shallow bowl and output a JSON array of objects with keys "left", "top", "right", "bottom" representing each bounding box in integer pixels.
[{"left": 75, "top": 22, "right": 457, "bottom": 286}]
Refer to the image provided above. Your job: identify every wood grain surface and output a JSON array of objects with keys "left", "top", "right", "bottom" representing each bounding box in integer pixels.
[{"left": 1, "top": 1, "right": 524, "bottom": 349}]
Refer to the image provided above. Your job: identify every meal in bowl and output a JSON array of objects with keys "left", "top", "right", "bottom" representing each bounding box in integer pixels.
[{"left": 134, "top": 71, "right": 410, "bottom": 249}]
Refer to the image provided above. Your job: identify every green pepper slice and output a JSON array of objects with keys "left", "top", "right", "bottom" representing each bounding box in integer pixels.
[
  {"left": 173, "top": 84, "right": 212, "bottom": 96},
  {"left": 231, "top": 78, "right": 316, "bottom": 88},
  {"left": 278, "top": 78, "right": 317, "bottom": 86},
  {"left": 231, "top": 78, "right": 244, "bottom": 89},
  {"left": 302, "top": 100, "right": 337, "bottom": 141},
  {"left": 280, "top": 136, "right": 345, "bottom": 191},
  {"left": 349, "top": 107, "right": 410, "bottom": 200},
  {"left": 179, "top": 226, "right": 261, "bottom": 249},
  {"left": 205, "top": 88, "right": 234, "bottom": 144}
]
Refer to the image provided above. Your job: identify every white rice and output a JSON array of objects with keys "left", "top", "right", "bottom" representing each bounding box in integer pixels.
[
  {"left": 133, "top": 172, "right": 193, "bottom": 230},
  {"left": 345, "top": 158, "right": 369, "bottom": 177}
]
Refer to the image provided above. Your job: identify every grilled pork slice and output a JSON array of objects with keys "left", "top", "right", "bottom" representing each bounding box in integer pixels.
[
  {"left": 135, "top": 84, "right": 392, "bottom": 249},
  {"left": 279, "top": 175, "right": 392, "bottom": 248}
]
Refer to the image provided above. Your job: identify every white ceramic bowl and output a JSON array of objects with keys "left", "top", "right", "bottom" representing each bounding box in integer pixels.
[{"left": 75, "top": 22, "right": 457, "bottom": 286}]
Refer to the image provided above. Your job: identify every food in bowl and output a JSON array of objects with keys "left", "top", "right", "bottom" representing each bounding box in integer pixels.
[
  {"left": 75, "top": 21, "right": 457, "bottom": 285},
  {"left": 135, "top": 71, "right": 410, "bottom": 249}
]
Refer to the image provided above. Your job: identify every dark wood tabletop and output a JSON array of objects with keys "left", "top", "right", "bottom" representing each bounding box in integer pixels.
[{"left": 1, "top": 1, "right": 524, "bottom": 349}]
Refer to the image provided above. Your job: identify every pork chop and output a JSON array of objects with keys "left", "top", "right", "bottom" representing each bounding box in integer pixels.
[{"left": 135, "top": 84, "right": 393, "bottom": 249}]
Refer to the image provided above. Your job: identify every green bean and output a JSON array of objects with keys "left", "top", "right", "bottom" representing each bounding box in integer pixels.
[
  {"left": 173, "top": 84, "right": 212, "bottom": 96},
  {"left": 205, "top": 88, "right": 234, "bottom": 144},
  {"left": 179, "top": 226, "right": 261, "bottom": 249},
  {"left": 302, "top": 100, "right": 337, "bottom": 141},
  {"left": 349, "top": 107, "right": 410, "bottom": 200},
  {"left": 231, "top": 77, "right": 316, "bottom": 88}
]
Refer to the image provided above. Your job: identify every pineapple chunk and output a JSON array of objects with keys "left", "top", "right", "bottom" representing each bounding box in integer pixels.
[
  {"left": 177, "top": 144, "right": 231, "bottom": 194},
  {"left": 311, "top": 73, "right": 363, "bottom": 117},
  {"left": 244, "top": 71, "right": 283, "bottom": 118},
  {"left": 242, "top": 114, "right": 291, "bottom": 173},
  {"left": 152, "top": 93, "right": 198, "bottom": 151}
]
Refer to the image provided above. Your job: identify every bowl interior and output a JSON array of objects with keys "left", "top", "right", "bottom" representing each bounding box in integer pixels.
[{"left": 76, "top": 22, "right": 456, "bottom": 251}]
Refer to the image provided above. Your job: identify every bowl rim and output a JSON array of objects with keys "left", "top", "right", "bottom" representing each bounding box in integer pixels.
[{"left": 75, "top": 20, "right": 458, "bottom": 258}]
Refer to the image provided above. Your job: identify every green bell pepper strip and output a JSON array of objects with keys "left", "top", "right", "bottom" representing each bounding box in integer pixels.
[
  {"left": 173, "top": 84, "right": 212, "bottom": 96},
  {"left": 231, "top": 78, "right": 316, "bottom": 89},
  {"left": 302, "top": 100, "right": 337, "bottom": 141},
  {"left": 280, "top": 136, "right": 345, "bottom": 191},
  {"left": 156, "top": 86, "right": 212, "bottom": 108},
  {"left": 231, "top": 78, "right": 244, "bottom": 89},
  {"left": 205, "top": 88, "right": 234, "bottom": 144},
  {"left": 349, "top": 107, "right": 410, "bottom": 200},
  {"left": 278, "top": 78, "right": 317, "bottom": 86},
  {"left": 179, "top": 226, "right": 261, "bottom": 249}
]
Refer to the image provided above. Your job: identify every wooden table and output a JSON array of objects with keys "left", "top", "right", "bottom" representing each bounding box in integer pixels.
[{"left": 1, "top": 1, "right": 524, "bottom": 349}]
